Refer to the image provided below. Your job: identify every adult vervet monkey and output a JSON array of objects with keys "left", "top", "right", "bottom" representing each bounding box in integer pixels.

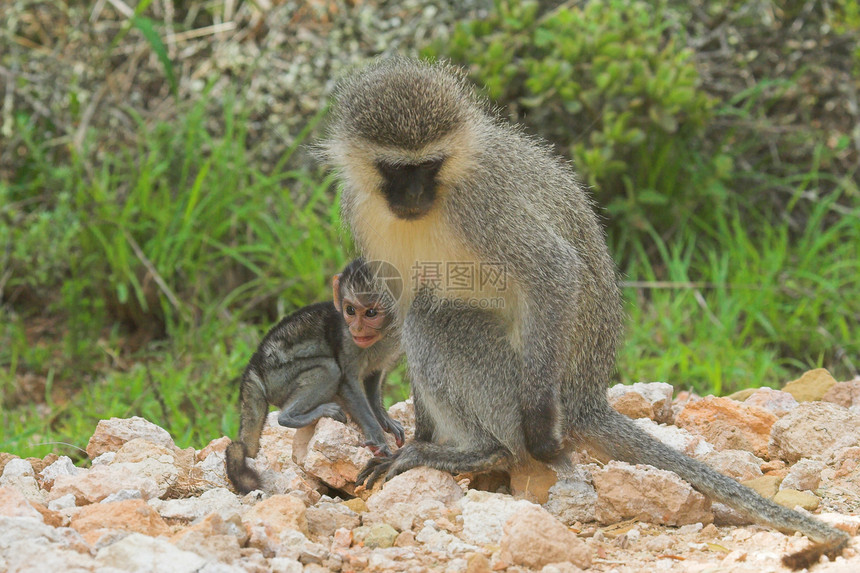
[{"left": 319, "top": 57, "right": 849, "bottom": 569}]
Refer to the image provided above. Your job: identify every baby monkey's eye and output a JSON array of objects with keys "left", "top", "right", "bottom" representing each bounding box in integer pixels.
[
  {"left": 345, "top": 305, "right": 356, "bottom": 316},
  {"left": 365, "top": 308, "right": 379, "bottom": 318}
]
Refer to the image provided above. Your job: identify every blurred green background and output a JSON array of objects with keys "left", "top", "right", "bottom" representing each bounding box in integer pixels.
[{"left": 2, "top": 0, "right": 858, "bottom": 460}]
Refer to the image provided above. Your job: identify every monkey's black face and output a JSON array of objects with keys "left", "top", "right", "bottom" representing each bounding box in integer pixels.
[{"left": 375, "top": 159, "right": 444, "bottom": 220}]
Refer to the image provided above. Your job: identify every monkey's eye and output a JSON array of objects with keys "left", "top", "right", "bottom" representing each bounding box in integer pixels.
[
  {"left": 365, "top": 308, "right": 378, "bottom": 318},
  {"left": 345, "top": 305, "right": 356, "bottom": 316}
]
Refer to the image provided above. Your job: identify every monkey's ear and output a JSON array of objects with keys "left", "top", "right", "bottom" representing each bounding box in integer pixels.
[{"left": 332, "top": 274, "right": 342, "bottom": 312}]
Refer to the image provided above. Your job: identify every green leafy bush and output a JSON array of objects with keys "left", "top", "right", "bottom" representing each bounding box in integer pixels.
[{"left": 431, "top": 0, "right": 721, "bottom": 251}]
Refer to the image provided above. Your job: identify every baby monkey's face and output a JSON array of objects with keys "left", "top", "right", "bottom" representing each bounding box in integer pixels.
[{"left": 341, "top": 297, "right": 387, "bottom": 348}]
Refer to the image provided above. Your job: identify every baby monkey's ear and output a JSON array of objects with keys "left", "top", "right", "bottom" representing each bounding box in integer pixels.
[{"left": 332, "top": 274, "right": 342, "bottom": 312}]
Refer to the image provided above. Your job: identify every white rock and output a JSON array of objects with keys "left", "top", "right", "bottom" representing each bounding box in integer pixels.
[
  {"left": 415, "top": 521, "right": 477, "bottom": 554},
  {"left": 196, "top": 448, "right": 231, "bottom": 489},
  {"left": 460, "top": 489, "right": 537, "bottom": 546},
  {"left": 91, "top": 452, "right": 116, "bottom": 466},
  {"left": 95, "top": 532, "right": 207, "bottom": 572},
  {"left": 86, "top": 416, "right": 176, "bottom": 459},
  {"left": 148, "top": 487, "right": 243, "bottom": 521},
  {"left": 633, "top": 418, "right": 715, "bottom": 458},
  {"left": 38, "top": 456, "right": 82, "bottom": 489},
  {"left": 544, "top": 469, "right": 598, "bottom": 524},
  {"left": 101, "top": 489, "right": 143, "bottom": 503},
  {"left": 268, "top": 557, "right": 304, "bottom": 573},
  {"left": 1, "top": 459, "right": 34, "bottom": 478},
  {"left": 780, "top": 458, "right": 826, "bottom": 492},
  {"left": 47, "top": 493, "right": 77, "bottom": 512}
]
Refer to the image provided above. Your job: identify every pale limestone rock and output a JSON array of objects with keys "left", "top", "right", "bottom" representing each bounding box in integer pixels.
[
  {"left": 1, "top": 458, "right": 34, "bottom": 479},
  {"left": 47, "top": 493, "right": 77, "bottom": 512},
  {"left": 86, "top": 416, "right": 176, "bottom": 459},
  {"left": 362, "top": 498, "right": 447, "bottom": 532},
  {"left": 0, "top": 459, "right": 44, "bottom": 504},
  {"left": 37, "top": 456, "right": 82, "bottom": 491},
  {"left": 633, "top": 418, "right": 714, "bottom": 458},
  {"left": 607, "top": 382, "right": 674, "bottom": 423},
  {"left": 387, "top": 399, "right": 416, "bottom": 443},
  {"left": 268, "top": 557, "right": 304, "bottom": 573},
  {"left": 817, "top": 512, "right": 860, "bottom": 535},
  {"left": 544, "top": 467, "right": 598, "bottom": 525},
  {"left": 292, "top": 418, "right": 372, "bottom": 494},
  {"left": 500, "top": 505, "right": 590, "bottom": 569},
  {"left": 148, "top": 487, "right": 243, "bottom": 521},
  {"left": 701, "top": 450, "right": 764, "bottom": 482},
  {"left": 196, "top": 446, "right": 231, "bottom": 490},
  {"left": 101, "top": 489, "right": 143, "bottom": 503},
  {"left": 743, "top": 387, "right": 799, "bottom": 417},
  {"left": 171, "top": 513, "right": 244, "bottom": 564},
  {"left": 780, "top": 458, "right": 825, "bottom": 492},
  {"left": 242, "top": 493, "right": 309, "bottom": 537},
  {"left": 367, "top": 467, "right": 463, "bottom": 512},
  {"left": 70, "top": 498, "right": 171, "bottom": 545},
  {"left": 306, "top": 501, "right": 360, "bottom": 539},
  {"left": 257, "top": 464, "right": 323, "bottom": 505},
  {"left": 822, "top": 380, "right": 860, "bottom": 408},
  {"left": 415, "top": 520, "right": 478, "bottom": 553},
  {"left": 541, "top": 563, "right": 585, "bottom": 573},
  {"left": 769, "top": 402, "right": 860, "bottom": 463},
  {"left": 259, "top": 411, "right": 296, "bottom": 466},
  {"left": 592, "top": 461, "right": 713, "bottom": 526},
  {"left": 675, "top": 396, "right": 777, "bottom": 457},
  {"left": 91, "top": 451, "right": 115, "bottom": 466},
  {"left": 49, "top": 463, "right": 159, "bottom": 504},
  {"left": 460, "top": 489, "right": 537, "bottom": 546},
  {"left": 112, "top": 439, "right": 181, "bottom": 497},
  {"left": 0, "top": 486, "right": 43, "bottom": 521},
  {"left": 95, "top": 532, "right": 207, "bottom": 572},
  {"left": 0, "top": 475, "right": 44, "bottom": 505},
  {"left": 0, "top": 516, "right": 96, "bottom": 572}
]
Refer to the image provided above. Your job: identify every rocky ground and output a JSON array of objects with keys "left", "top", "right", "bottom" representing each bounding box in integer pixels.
[{"left": 1, "top": 369, "right": 859, "bottom": 572}]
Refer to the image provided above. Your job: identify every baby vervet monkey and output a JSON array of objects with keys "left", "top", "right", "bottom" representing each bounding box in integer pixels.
[{"left": 225, "top": 258, "right": 404, "bottom": 494}]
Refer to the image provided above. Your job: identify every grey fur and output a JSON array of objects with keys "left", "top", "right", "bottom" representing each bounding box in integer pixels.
[
  {"left": 225, "top": 260, "right": 403, "bottom": 494},
  {"left": 322, "top": 58, "right": 850, "bottom": 568}
]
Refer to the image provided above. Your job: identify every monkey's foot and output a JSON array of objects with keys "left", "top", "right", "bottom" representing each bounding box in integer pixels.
[{"left": 357, "top": 449, "right": 411, "bottom": 489}]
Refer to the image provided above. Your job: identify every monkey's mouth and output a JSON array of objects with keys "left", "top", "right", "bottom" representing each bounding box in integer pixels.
[
  {"left": 389, "top": 204, "right": 431, "bottom": 220},
  {"left": 352, "top": 334, "right": 379, "bottom": 348}
]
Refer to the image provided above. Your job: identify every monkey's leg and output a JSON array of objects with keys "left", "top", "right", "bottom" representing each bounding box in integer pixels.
[
  {"left": 362, "top": 371, "right": 405, "bottom": 446},
  {"left": 357, "top": 300, "right": 519, "bottom": 486},
  {"left": 581, "top": 407, "right": 850, "bottom": 569},
  {"left": 226, "top": 369, "right": 269, "bottom": 494},
  {"left": 339, "top": 375, "right": 394, "bottom": 456},
  {"left": 276, "top": 361, "right": 346, "bottom": 428}
]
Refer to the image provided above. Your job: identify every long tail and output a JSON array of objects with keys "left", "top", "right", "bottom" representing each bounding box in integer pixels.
[
  {"left": 581, "top": 408, "right": 849, "bottom": 569},
  {"left": 225, "top": 371, "right": 269, "bottom": 494},
  {"left": 225, "top": 440, "right": 260, "bottom": 494}
]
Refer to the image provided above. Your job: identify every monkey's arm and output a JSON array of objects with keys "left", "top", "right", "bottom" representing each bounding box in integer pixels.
[
  {"left": 458, "top": 197, "right": 583, "bottom": 462},
  {"left": 339, "top": 375, "right": 394, "bottom": 456},
  {"left": 362, "top": 371, "right": 405, "bottom": 447}
]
